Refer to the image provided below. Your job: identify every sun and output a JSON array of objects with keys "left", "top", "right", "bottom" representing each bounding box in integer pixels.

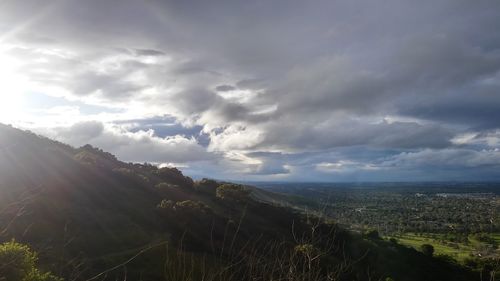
[{"left": 0, "top": 51, "right": 27, "bottom": 123}]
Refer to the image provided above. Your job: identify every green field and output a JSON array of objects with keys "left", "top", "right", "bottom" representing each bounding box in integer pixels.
[
  {"left": 386, "top": 233, "right": 500, "bottom": 262},
  {"left": 491, "top": 233, "right": 500, "bottom": 244}
]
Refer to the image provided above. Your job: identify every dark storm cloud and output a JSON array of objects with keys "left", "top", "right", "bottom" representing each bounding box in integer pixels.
[
  {"left": 134, "top": 49, "right": 165, "bottom": 57},
  {"left": 398, "top": 83, "right": 500, "bottom": 129},
  {"left": 2, "top": 0, "right": 500, "bottom": 180},
  {"left": 69, "top": 71, "right": 150, "bottom": 99},
  {"left": 235, "top": 78, "right": 269, "bottom": 90},
  {"left": 215, "top": 85, "right": 236, "bottom": 92},
  {"left": 381, "top": 149, "right": 500, "bottom": 169}
]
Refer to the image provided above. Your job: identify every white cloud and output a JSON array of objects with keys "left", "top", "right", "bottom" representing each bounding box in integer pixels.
[
  {"left": 38, "top": 121, "right": 213, "bottom": 163},
  {"left": 316, "top": 161, "right": 380, "bottom": 173},
  {"left": 381, "top": 149, "right": 500, "bottom": 168},
  {"left": 452, "top": 131, "right": 500, "bottom": 148},
  {"left": 1, "top": 0, "right": 500, "bottom": 180}
]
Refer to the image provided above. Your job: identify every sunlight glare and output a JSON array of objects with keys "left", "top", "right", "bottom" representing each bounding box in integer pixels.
[{"left": 0, "top": 51, "right": 27, "bottom": 123}]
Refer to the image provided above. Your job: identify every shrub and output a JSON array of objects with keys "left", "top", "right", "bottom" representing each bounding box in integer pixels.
[
  {"left": 153, "top": 167, "right": 194, "bottom": 188},
  {"left": 294, "top": 243, "right": 320, "bottom": 257},
  {"left": 157, "top": 200, "right": 212, "bottom": 216},
  {"left": 364, "top": 229, "right": 380, "bottom": 240},
  {"left": 194, "top": 178, "right": 219, "bottom": 195},
  {"left": 113, "top": 168, "right": 149, "bottom": 184},
  {"left": 80, "top": 144, "right": 117, "bottom": 161},
  {"left": 216, "top": 184, "right": 251, "bottom": 202},
  {"left": 174, "top": 200, "right": 213, "bottom": 215},
  {"left": 0, "top": 240, "right": 62, "bottom": 281},
  {"left": 420, "top": 244, "right": 434, "bottom": 257},
  {"left": 155, "top": 182, "right": 180, "bottom": 190},
  {"left": 157, "top": 199, "right": 175, "bottom": 209}
]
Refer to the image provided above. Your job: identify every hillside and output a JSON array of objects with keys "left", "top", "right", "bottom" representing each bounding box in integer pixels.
[{"left": 0, "top": 124, "right": 479, "bottom": 281}]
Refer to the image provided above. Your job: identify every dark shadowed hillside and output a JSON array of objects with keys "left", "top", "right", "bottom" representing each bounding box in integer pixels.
[{"left": 0, "top": 124, "right": 481, "bottom": 281}]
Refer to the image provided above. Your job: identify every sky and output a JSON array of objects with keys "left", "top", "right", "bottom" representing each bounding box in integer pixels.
[{"left": 0, "top": 0, "right": 500, "bottom": 182}]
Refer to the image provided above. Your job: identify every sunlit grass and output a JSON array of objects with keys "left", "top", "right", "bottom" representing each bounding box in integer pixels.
[{"left": 385, "top": 233, "right": 500, "bottom": 262}]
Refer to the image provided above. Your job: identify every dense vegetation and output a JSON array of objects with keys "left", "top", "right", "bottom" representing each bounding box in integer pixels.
[{"left": 0, "top": 124, "right": 493, "bottom": 280}]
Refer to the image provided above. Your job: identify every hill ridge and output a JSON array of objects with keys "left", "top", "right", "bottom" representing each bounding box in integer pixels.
[{"left": 0, "top": 124, "right": 477, "bottom": 281}]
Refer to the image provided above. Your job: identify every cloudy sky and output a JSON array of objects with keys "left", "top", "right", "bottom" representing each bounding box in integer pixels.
[{"left": 1, "top": 0, "right": 500, "bottom": 181}]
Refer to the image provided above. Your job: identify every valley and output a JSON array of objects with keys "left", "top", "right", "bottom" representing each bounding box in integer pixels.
[{"left": 255, "top": 182, "right": 500, "bottom": 272}]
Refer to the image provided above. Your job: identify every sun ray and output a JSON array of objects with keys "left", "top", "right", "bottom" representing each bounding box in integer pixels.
[{"left": 0, "top": 0, "right": 59, "bottom": 44}]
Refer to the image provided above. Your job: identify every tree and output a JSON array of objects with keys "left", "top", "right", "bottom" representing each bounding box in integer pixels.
[
  {"left": 420, "top": 244, "right": 434, "bottom": 257},
  {"left": 216, "top": 184, "right": 251, "bottom": 202},
  {"left": 364, "top": 229, "right": 380, "bottom": 240},
  {"left": 157, "top": 200, "right": 213, "bottom": 217},
  {"left": 153, "top": 167, "right": 194, "bottom": 188},
  {"left": 0, "top": 240, "right": 62, "bottom": 281},
  {"left": 194, "top": 178, "right": 219, "bottom": 195}
]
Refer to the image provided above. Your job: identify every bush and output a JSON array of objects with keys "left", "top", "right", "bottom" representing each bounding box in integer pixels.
[
  {"left": 194, "top": 178, "right": 219, "bottom": 195},
  {"left": 471, "top": 233, "right": 496, "bottom": 245},
  {"left": 153, "top": 167, "right": 194, "bottom": 188},
  {"left": 157, "top": 199, "right": 175, "bottom": 209},
  {"left": 0, "top": 240, "right": 62, "bottom": 281},
  {"left": 294, "top": 243, "right": 320, "bottom": 257},
  {"left": 112, "top": 168, "right": 149, "bottom": 184},
  {"left": 155, "top": 182, "right": 180, "bottom": 190},
  {"left": 157, "top": 200, "right": 212, "bottom": 216},
  {"left": 364, "top": 229, "right": 380, "bottom": 240},
  {"left": 175, "top": 200, "right": 212, "bottom": 215},
  {"left": 420, "top": 244, "right": 434, "bottom": 257},
  {"left": 216, "top": 184, "right": 251, "bottom": 202}
]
